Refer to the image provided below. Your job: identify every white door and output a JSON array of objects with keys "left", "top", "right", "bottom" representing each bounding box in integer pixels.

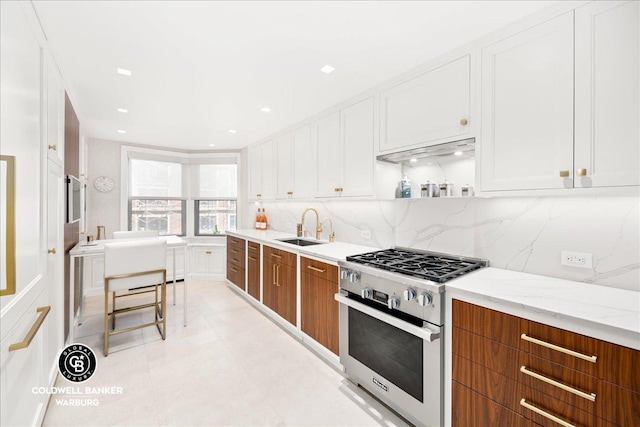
[
  {"left": 314, "top": 111, "right": 341, "bottom": 198},
  {"left": 575, "top": 1, "right": 640, "bottom": 188},
  {"left": 292, "top": 124, "right": 313, "bottom": 199},
  {"left": 0, "top": 2, "right": 51, "bottom": 426},
  {"left": 341, "top": 97, "right": 375, "bottom": 197},
  {"left": 275, "top": 133, "right": 293, "bottom": 199},
  {"left": 379, "top": 55, "right": 471, "bottom": 152},
  {"left": 480, "top": 12, "right": 574, "bottom": 191}
]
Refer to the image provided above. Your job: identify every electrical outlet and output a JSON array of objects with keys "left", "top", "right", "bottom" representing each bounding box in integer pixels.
[
  {"left": 361, "top": 230, "right": 372, "bottom": 239},
  {"left": 561, "top": 251, "right": 593, "bottom": 268}
]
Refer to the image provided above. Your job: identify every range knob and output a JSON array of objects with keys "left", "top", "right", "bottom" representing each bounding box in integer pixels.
[
  {"left": 361, "top": 287, "right": 373, "bottom": 299},
  {"left": 387, "top": 296, "right": 400, "bottom": 310},
  {"left": 417, "top": 292, "right": 433, "bottom": 307},
  {"left": 340, "top": 269, "right": 350, "bottom": 280},
  {"left": 403, "top": 288, "right": 416, "bottom": 301},
  {"left": 349, "top": 272, "right": 361, "bottom": 283}
]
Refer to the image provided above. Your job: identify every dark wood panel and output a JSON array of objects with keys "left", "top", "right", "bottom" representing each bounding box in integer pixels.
[
  {"left": 453, "top": 299, "right": 528, "bottom": 350},
  {"left": 276, "top": 261, "right": 297, "bottom": 326},
  {"left": 596, "top": 380, "right": 640, "bottom": 426},
  {"left": 247, "top": 251, "right": 260, "bottom": 301},
  {"left": 596, "top": 340, "right": 640, "bottom": 393},
  {"left": 452, "top": 381, "right": 532, "bottom": 427},
  {"left": 263, "top": 245, "right": 296, "bottom": 267},
  {"left": 226, "top": 246, "right": 245, "bottom": 269},
  {"left": 519, "top": 388, "right": 596, "bottom": 427},
  {"left": 453, "top": 327, "right": 523, "bottom": 381},
  {"left": 527, "top": 320, "right": 599, "bottom": 377},
  {"left": 226, "top": 262, "right": 244, "bottom": 290},
  {"left": 300, "top": 256, "right": 338, "bottom": 283},
  {"left": 64, "top": 92, "right": 79, "bottom": 176},
  {"left": 301, "top": 272, "right": 339, "bottom": 355},
  {"left": 226, "top": 235, "right": 245, "bottom": 251},
  {"left": 262, "top": 255, "right": 277, "bottom": 313}
]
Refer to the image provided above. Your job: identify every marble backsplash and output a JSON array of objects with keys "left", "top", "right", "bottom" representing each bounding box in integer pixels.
[{"left": 254, "top": 196, "right": 639, "bottom": 291}]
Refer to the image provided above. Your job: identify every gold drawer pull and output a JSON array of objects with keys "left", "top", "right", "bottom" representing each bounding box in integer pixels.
[
  {"left": 232, "top": 258, "right": 239, "bottom": 263},
  {"left": 521, "top": 334, "right": 597, "bottom": 363},
  {"left": 231, "top": 249, "right": 238, "bottom": 253},
  {"left": 520, "top": 398, "right": 574, "bottom": 427},
  {"left": 9, "top": 306, "right": 51, "bottom": 352},
  {"left": 270, "top": 253, "right": 282, "bottom": 259},
  {"left": 48, "top": 248, "right": 57, "bottom": 254},
  {"left": 248, "top": 256, "right": 257, "bottom": 261},
  {"left": 576, "top": 168, "right": 587, "bottom": 177},
  {"left": 559, "top": 170, "right": 570, "bottom": 178},
  {"left": 459, "top": 118, "right": 468, "bottom": 126},
  {"left": 256, "top": 193, "right": 262, "bottom": 197},
  {"left": 307, "top": 265, "right": 326, "bottom": 273},
  {"left": 205, "top": 251, "right": 212, "bottom": 255},
  {"left": 276, "top": 265, "right": 280, "bottom": 287},
  {"left": 287, "top": 191, "right": 293, "bottom": 195},
  {"left": 230, "top": 267, "right": 238, "bottom": 273},
  {"left": 520, "top": 366, "right": 596, "bottom": 402},
  {"left": 48, "top": 144, "right": 57, "bottom": 151}
]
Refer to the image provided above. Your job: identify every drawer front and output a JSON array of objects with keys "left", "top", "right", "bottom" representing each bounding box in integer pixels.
[
  {"left": 247, "top": 240, "right": 260, "bottom": 253},
  {"left": 526, "top": 320, "right": 598, "bottom": 377},
  {"left": 452, "top": 327, "right": 524, "bottom": 381},
  {"left": 226, "top": 246, "right": 245, "bottom": 268},
  {"left": 263, "top": 245, "right": 296, "bottom": 267},
  {"left": 596, "top": 380, "right": 640, "bottom": 426},
  {"left": 453, "top": 300, "right": 528, "bottom": 350},
  {"left": 300, "top": 257, "right": 338, "bottom": 282},
  {"left": 522, "top": 354, "right": 597, "bottom": 414},
  {"left": 453, "top": 381, "right": 534, "bottom": 427},
  {"left": 596, "top": 340, "right": 640, "bottom": 393},
  {"left": 226, "top": 262, "right": 245, "bottom": 289},
  {"left": 226, "top": 236, "right": 245, "bottom": 251},
  {"left": 518, "top": 386, "right": 596, "bottom": 427}
]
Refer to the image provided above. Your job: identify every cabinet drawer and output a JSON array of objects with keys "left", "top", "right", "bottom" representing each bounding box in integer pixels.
[
  {"left": 300, "top": 257, "right": 338, "bottom": 282},
  {"left": 226, "top": 236, "right": 245, "bottom": 251},
  {"left": 247, "top": 240, "right": 260, "bottom": 253},
  {"left": 452, "top": 327, "right": 524, "bottom": 380},
  {"left": 519, "top": 387, "right": 596, "bottom": 427},
  {"left": 226, "top": 246, "right": 245, "bottom": 268},
  {"left": 453, "top": 299, "right": 528, "bottom": 349},
  {"left": 226, "top": 262, "right": 245, "bottom": 289},
  {"left": 596, "top": 340, "right": 640, "bottom": 393},
  {"left": 263, "top": 245, "right": 296, "bottom": 267},
  {"left": 527, "top": 320, "right": 599, "bottom": 377},
  {"left": 596, "top": 380, "right": 640, "bottom": 426},
  {"left": 453, "top": 381, "right": 534, "bottom": 427}
]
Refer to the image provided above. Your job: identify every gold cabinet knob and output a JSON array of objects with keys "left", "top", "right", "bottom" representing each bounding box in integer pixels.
[
  {"left": 47, "top": 248, "right": 56, "bottom": 254},
  {"left": 287, "top": 191, "right": 293, "bottom": 195},
  {"left": 48, "top": 144, "right": 57, "bottom": 151},
  {"left": 459, "top": 118, "right": 468, "bottom": 126},
  {"left": 559, "top": 170, "right": 570, "bottom": 178},
  {"left": 205, "top": 251, "right": 212, "bottom": 255},
  {"left": 256, "top": 193, "right": 262, "bottom": 197},
  {"left": 576, "top": 168, "right": 587, "bottom": 177}
]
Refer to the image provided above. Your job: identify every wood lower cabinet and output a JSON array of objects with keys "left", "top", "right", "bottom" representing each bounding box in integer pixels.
[
  {"left": 262, "top": 246, "right": 296, "bottom": 325},
  {"left": 300, "top": 257, "right": 339, "bottom": 355},
  {"left": 226, "top": 236, "right": 245, "bottom": 290},
  {"left": 247, "top": 241, "right": 260, "bottom": 300},
  {"left": 452, "top": 299, "right": 640, "bottom": 427}
]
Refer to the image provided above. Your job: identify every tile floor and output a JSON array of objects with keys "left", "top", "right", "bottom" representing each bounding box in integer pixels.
[{"left": 43, "top": 280, "right": 410, "bottom": 427}]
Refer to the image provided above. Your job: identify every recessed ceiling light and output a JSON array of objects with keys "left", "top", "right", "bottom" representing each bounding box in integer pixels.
[
  {"left": 209, "top": 144, "right": 216, "bottom": 147},
  {"left": 410, "top": 158, "right": 418, "bottom": 163},
  {"left": 117, "top": 130, "right": 126, "bottom": 134},
  {"left": 261, "top": 107, "right": 271, "bottom": 112},
  {"left": 117, "top": 108, "right": 128, "bottom": 113},
  {"left": 117, "top": 68, "right": 132, "bottom": 76},
  {"left": 321, "top": 64, "right": 335, "bottom": 74},
  {"left": 228, "top": 129, "right": 237, "bottom": 134},
  {"left": 454, "top": 151, "right": 463, "bottom": 156}
]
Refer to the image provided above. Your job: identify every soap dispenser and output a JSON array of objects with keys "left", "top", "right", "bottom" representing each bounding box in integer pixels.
[{"left": 400, "top": 175, "right": 411, "bottom": 198}]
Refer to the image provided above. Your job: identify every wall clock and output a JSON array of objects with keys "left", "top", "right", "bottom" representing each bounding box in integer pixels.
[{"left": 94, "top": 176, "right": 115, "bottom": 193}]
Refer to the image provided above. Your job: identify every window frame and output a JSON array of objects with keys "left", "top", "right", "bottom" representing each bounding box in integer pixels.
[
  {"left": 128, "top": 197, "right": 187, "bottom": 237},
  {"left": 193, "top": 199, "right": 237, "bottom": 236}
]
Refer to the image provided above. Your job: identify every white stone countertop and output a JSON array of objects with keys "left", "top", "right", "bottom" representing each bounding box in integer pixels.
[
  {"left": 447, "top": 267, "right": 640, "bottom": 350},
  {"left": 227, "top": 229, "right": 380, "bottom": 263}
]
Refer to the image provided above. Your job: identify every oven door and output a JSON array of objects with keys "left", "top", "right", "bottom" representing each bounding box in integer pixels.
[{"left": 335, "top": 292, "right": 443, "bottom": 427}]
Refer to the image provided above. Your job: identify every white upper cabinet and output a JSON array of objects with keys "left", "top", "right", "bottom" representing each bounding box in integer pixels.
[
  {"left": 575, "top": 0, "right": 640, "bottom": 188},
  {"left": 480, "top": 13, "right": 574, "bottom": 191},
  {"left": 248, "top": 140, "right": 274, "bottom": 201},
  {"left": 314, "top": 97, "right": 376, "bottom": 198},
  {"left": 46, "top": 55, "right": 65, "bottom": 167},
  {"left": 379, "top": 55, "right": 471, "bottom": 153},
  {"left": 275, "top": 124, "right": 313, "bottom": 199}
]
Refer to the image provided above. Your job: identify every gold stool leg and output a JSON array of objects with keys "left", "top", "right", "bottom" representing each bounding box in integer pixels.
[
  {"left": 104, "top": 286, "right": 110, "bottom": 357},
  {"left": 112, "top": 291, "right": 116, "bottom": 330}
]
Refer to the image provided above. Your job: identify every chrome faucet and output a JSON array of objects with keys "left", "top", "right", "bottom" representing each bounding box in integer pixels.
[{"left": 299, "top": 207, "right": 322, "bottom": 240}]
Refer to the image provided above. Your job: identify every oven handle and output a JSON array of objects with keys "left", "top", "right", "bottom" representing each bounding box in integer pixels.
[{"left": 334, "top": 293, "right": 440, "bottom": 342}]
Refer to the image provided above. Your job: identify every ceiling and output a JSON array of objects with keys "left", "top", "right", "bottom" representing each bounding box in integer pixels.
[{"left": 33, "top": 1, "right": 559, "bottom": 151}]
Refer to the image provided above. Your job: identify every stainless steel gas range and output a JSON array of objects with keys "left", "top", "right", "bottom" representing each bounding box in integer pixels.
[{"left": 335, "top": 248, "right": 488, "bottom": 427}]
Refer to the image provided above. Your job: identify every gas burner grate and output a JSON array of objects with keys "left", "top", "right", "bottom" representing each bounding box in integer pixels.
[{"left": 346, "top": 248, "right": 487, "bottom": 282}]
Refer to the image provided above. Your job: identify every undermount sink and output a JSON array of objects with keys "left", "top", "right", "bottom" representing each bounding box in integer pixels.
[{"left": 276, "top": 238, "right": 326, "bottom": 247}]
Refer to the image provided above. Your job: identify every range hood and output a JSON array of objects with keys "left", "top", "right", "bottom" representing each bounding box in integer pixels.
[{"left": 376, "top": 138, "right": 475, "bottom": 164}]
